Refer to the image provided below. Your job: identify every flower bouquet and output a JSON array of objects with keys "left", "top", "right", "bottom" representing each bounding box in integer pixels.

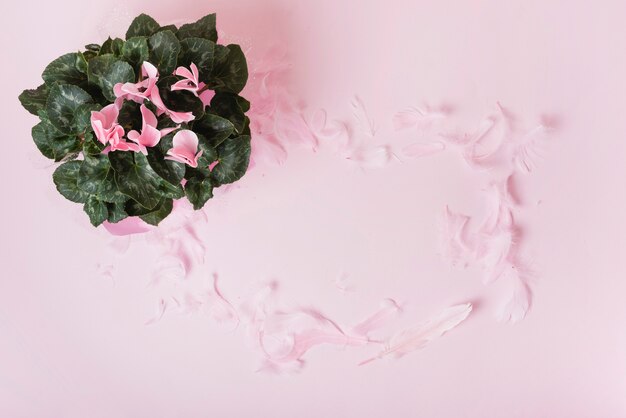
[{"left": 19, "top": 13, "right": 251, "bottom": 226}]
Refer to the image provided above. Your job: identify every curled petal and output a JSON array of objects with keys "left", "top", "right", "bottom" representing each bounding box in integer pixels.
[
  {"left": 90, "top": 104, "right": 122, "bottom": 145},
  {"left": 172, "top": 63, "right": 201, "bottom": 96},
  {"left": 140, "top": 104, "right": 158, "bottom": 128},
  {"left": 165, "top": 129, "right": 202, "bottom": 167},
  {"left": 142, "top": 61, "right": 158, "bottom": 79},
  {"left": 174, "top": 66, "right": 195, "bottom": 80},
  {"left": 160, "top": 125, "right": 180, "bottom": 137}
]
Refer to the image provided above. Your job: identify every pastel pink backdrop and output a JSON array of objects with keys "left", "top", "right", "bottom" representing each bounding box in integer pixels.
[{"left": 1, "top": 0, "right": 626, "bottom": 417}]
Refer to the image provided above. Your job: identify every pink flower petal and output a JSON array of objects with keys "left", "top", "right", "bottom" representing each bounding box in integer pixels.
[
  {"left": 172, "top": 129, "right": 199, "bottom": 150},
  {"left": 127, "top": 130, "right": 140, "bottom": 141},
  {"left": 138, "top": 125, "right": 161, "bottom": 148},
  {"left": 190, "top": 63, "right": 199, "bottom": 81},
  {"left": 142, "top": 61, "right": 158, "bottom": 79},
  {"left": 171, "top": 79, "right": 197, "bottom": 94},
  {"left": 174, "top": 66, "right": 195, "bottom": 80},
  {"left": 140, "top": 104, "right": 158, "bottom": 128},
  {"left": 168, "top": 111, "right": 195, "bottom": 124},
  {"left": 165, "top": 130, "right": 202, "bottom": 167},
  {"left": 160, "top": 125, "right": 180, "bottom": 137},
  {"left": 199, "top": 89, "right": 215, "bottom": 107},
  {"left": 100, "top": 104, "right": 119, "bottom": 128},
  {"left": 91, "top": 104, "right": 124, "bottom": 145},
  {"left": 91, "top": 118, "right": 107, "bottom": 144},
  {"left": 110, "top": 140, "right": 140, "bottom": 152},
  {"left": 165, "top": 149, "right": 202, "bottom": 167},
  {"left": 172, "top": 63, "right": 201, "bottom": 96}
]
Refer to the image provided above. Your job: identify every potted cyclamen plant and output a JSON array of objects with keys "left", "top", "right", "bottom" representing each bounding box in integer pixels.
[{"left": 19, "top": 13, "right": 251, "bottom": 226}]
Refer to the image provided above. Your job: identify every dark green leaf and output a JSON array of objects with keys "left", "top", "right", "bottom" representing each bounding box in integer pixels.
[
  {"left": 106, "top": 201, "right": 128, "bottom": 223},
  {"left": 87, "top": 55, "right": 135, "bottom": 101},
  {"left": 83, "top": 195, "right": 108, "bottom": 226},
  {"left": 73, "top": 103, "right": 102, "bottom": 134},
  {"left": 31, "top": 121, "right": 57, "bottom": 159},
  {"left": 32, "top": 111, "right": 82, "bottom": 160},
  {"left": 80, "top": 82, "right": 109, "bottom": 107},
  {"left": 159, "top": 24, "right": 178, "bottom": 34},
  {"left": 109, "top": 151, "right": 162, "bottom": 209},
  {"left": 122, "top": 36, "right": 149, "bottom": 70},
  {"left": 157, "top": 131, "right": 175, "bottom": 153},
  {"left": 125, "top": 198, "right": 158, "bottom": 216},
  {"left": 177, "top": 14, "right": 217, "bottom": 42},
  {"left": 32, "top": 118, "right": 81, "bottom": 161},
  {"left": 83, "top": 131, "right": 106, "bottom": 156},
  {"left": 126, "top": 13, "right": 160, "bottom": 39},
  {"left": 50, "top": 137, "right": 82, "bottom": 161},
  {"left": 85, "top": 43, "right": 101, "bottom": 52},
  {"left": 209, "top": 44, "right": 248, "bottom": 94},
  {"left": 140, "top": 198, "right": 173, "bottom": 225},
  {"left": 52, "top": 160, "right": 89, "bottom": 203},
  {"left": 184, "top": 176, "right": 213, "bottom": 210},
  {"left": 212, "top": 135, "right": 251, "bottom": 184},
  {"left": 99, "top": 37, "right": 125, "bottom": 56},
  {"left": 77, "top": 154, "right": 112, "bottom": 194},
  {"left": 76, "top": 52, "right": 89, "bottom": 74},
  {"left": 241, "top": 116, "right": 251, "bottom": 136},
  {"left": 19, "top": 84, "right": 49, "bottom": 115},
  {"left": 146, "top": 146, "right": 186, "bottom": 185},
  {"left": 209, "top": 92, "right": 247, "bottom": 133},
  {"left": 235, "top": 95, "right": 251, "bottom": 112},
  {"left": 156, "top": 116, "right": 178, "bottom": 133},
  {"left": 82, "top": 50, "right": 98, "bottom": 60},
  {"left": 213, "top": 43, "right": 229, "bottom": 63},
  {"left": 42, "top": 53, "right": 87, "bottom": 85},
  {"left": 196, "top": 133, "right": 218, "bottom": 167},
  {"left": 179, "top": 37, "right": 215, "bottom": 81},
  {"left": 46, "top": 84, "right": 93, "bottom": 134},
  {"left": 193, "top": 113, "right": 234, "bottom": 147},
  {"left": 148, "top": 30, "right": 181, "bottom": 75},
  {"left": 98, "top": 170, "right": 129, "bottom": 203},
  {"left": 184, "top": 166, "right": 210, "bottom": 180},
  {"left": 156, "top": 179, "right": 185, "bottom": 199}
]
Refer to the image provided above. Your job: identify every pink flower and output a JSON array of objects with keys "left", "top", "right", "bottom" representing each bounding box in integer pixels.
[
  {"left": 165, "top": 130, "right": 203, "bottom": 167},
  {"left": 113, "top": 61, "right": 159, "bottom": 104},
  {"left": 150, "top": 87, "right": 195, "bottom": 124},
  {"left": 113, "top": 60, "right": 195, "bottom": 124},
  {"left": 91, "top": 103, "right": 125, "bottom": 145},
  {"left": 109, "top": 134, "right": 141, "bottom": 152},
  {"left": 127, "top": 104, "right": 180, "bottom": 154},
  {"left": 199, "top": 89, "right": 215, "bottom": 107},
  {"left": 171, "top": 63, "right": 203, "bottom": 96}
]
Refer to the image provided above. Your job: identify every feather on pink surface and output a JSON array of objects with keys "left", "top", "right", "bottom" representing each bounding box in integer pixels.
[{"left": 359, "top": 303, "right": 472, "bottom": 365}]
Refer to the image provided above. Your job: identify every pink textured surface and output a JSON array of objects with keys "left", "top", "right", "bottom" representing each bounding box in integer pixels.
[{"left": 2, "top": 0, "right": 626, "bottom": 417}]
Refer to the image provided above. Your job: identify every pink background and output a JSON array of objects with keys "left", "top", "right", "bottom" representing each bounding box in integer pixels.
[{"left": 2, "top": 0, "right": 626, "bottom": 417}]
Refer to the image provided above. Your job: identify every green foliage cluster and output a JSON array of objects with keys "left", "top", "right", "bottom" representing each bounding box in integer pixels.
[{"left": 19, "top": 13, "right": 251, "bottom": 226}]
